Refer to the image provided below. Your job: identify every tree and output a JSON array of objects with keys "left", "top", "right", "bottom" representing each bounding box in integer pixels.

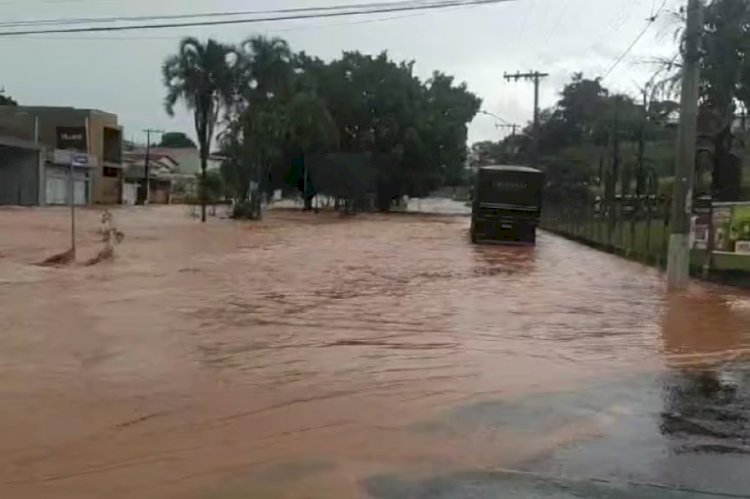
[
  {"left": 237, "top": 36, "right": 293, "bottom": 107},
  {"left": 0, "top": 94, "right": 17, "bottom": 106},
  {"left": 285, "top": 91, "right": 340, "bottom": 209},
  {"left": 309, "top": 51, "right": 480, "bottom": 207},
  {"left": 700, "top": 0, "right": 750, "bottom": 199},
  {"left": 470, "top": 140, "right": 508, "bottom": 167},
  {"left": 199, "top": 169, "right": 225, "bottom": 203},
  {"left": 199, "top": 37, "right": 480, "bottom": 214},
  {"left": 163, "top": 37, "right": 236, "bottom": 222},
  {"left": 158, "top": 132, "right": 196, "bottom": 148},
  {"left": 219, "top": 36, "right": 297, "bottom": 217}
]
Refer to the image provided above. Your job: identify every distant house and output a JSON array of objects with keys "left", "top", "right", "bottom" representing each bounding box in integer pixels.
[
  {"left": 141, "top": 147, "right": 222, "bottom": 176},
  {"left": 121, "top": 147, "right": 222, "bottom": 204}
]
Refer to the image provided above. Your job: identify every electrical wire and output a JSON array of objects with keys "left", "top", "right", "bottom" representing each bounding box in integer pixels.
[
  {"left": 513, "top": 0, "right": 535, "bottom": 56},
  {"left": 0, "top": 0, "right": 436, "bottom": 28},
  {"left": 9, "top": 10, "right": 437, "bottom": 41},
  {"left": 541, "top": 0, "right": 572, "bottom": 45},
  {"left": 601, "top": 0, "right": 668, "bottom": 81},
  {"left": 593, "top": 0, "right": 641, "bottom": 52},
  {"left": 0, "top": 0, "right": 511, "bottom": 36}
]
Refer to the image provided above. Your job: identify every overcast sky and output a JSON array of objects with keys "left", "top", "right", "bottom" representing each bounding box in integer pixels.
[{"left": 1, "top": 0, "right": 682, "bottom": 146}]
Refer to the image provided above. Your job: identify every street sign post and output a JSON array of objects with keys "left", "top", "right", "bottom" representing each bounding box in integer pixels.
[{"left": 68, "top": 153, "right": 89, "bottom": 257}]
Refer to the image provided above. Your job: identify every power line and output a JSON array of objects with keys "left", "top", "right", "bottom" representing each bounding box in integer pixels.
[
  {"left": 601, "top": 0, "right": 668, "bottom": 81},
  {"left": 7, "top": 10, "right": 437, "bottom": 41},
  {"left": 512, "top": 0, "right": 535, "bottom": 55},
  {"left": 479, "top": 110, "right": 512, "bottom": 125},
  {"left": 591, "top": 0, "right": 640, "bottom": 53},
  {"left": 541, "top": 0, "right": 572, "bottom": 45},
  {"left": 0, "top": 0, "right": 514, "bottom": 36},
  {"left": 0, "top": 0, "right": 435, "bottom": 28}
]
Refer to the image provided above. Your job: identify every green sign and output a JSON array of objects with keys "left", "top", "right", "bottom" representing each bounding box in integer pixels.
[{"left": 711, "top": 203, "right": 750, "bottom": 254}]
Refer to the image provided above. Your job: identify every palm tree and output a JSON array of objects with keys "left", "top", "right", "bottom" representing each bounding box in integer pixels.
[
  {"left": 163, "top": 37, "right": 235, "bottom": 222},
  {"left": 237, "top": 36, "right": 293, "bottom": 107},
  {"left": 219, "top": 36, "right": 294, "bottom": 217}
]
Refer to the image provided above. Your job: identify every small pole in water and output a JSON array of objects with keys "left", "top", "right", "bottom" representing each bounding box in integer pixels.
[{"left": 69, "top": 153, "right": 76, "bottom": 257}]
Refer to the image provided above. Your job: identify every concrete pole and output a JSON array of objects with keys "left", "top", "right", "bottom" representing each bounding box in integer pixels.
[
  {"left": 667, "top": 0, "right": 703, "bottom": 290},
  {"left": 144, "top": 129, "right": 151, "bottom": 205},
  {"left": 533, "top": 76, "right": 541, "bottom": 132},
  {"left": 69, "top": 156, "right": 76, "bottom": 257}
]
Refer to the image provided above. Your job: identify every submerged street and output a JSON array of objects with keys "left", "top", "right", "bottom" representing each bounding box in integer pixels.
[{"left": 1, "top": 206, "right": 750, "bottom": 498}]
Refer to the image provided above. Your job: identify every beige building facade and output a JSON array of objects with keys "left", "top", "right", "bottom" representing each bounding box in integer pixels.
[{"left": 0, "top": 106, "right": 124, "bottom": 204}]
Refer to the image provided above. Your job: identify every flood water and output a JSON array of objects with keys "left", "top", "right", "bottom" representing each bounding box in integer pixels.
[{"left": 1, "top": 206, "right": 750, "bottom": 498}]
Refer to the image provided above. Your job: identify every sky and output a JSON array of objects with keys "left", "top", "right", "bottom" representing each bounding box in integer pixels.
[{"left": 1, "top": 0, "right": 683, "bottom": 146}]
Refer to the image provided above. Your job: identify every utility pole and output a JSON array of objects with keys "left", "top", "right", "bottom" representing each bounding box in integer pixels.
[
  {"left": 503, "top": 71, "right": 550, "bottom": 132},
  {"left": 496, "top": 123, "right": 521, "bottom": 136},
  {"left": 69, "top": 155, "right": 76, "bottom": 258},
  {"left": 667, "top": 0, "right": 703, "bottom": 290},
  {"left": 141, "top": 129, "right": 164, "bottom": 205},
  {"left": 504, "top": 71, "right": 549, "bottom": 162},
  {"left": 479, "top": 110, "right": 518, "bottom": 136}
]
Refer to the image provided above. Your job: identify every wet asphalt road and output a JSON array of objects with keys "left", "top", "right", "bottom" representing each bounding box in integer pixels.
[{"left": 1, "top": 206, "right": 750, "bottom": 498}]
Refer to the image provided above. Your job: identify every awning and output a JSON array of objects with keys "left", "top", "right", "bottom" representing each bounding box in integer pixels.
[{"left": 0, "top": 135, "right": 42, "bottom": 151}]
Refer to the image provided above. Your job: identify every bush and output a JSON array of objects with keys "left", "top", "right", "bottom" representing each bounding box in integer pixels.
[{"left": 231, "top": 200, "right": 256, "bottom": 219}]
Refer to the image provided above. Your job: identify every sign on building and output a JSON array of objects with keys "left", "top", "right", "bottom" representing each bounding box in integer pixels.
[{"left": 56, "top": 126, "right": 87, "bottom": 151}]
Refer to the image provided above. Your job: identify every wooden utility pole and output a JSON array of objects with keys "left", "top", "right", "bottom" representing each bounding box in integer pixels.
[
  {"left": 496, "top": 123, "right": 521, "bottom": 136},
  {"left": 503, "top": 71, "right": 549, "bottom": 132},
  {"left": 141, "top": 129, "right": 164, "bottom": 205},
  {"left": 667, "top": 0, "right": 703, "bottom": 290}
]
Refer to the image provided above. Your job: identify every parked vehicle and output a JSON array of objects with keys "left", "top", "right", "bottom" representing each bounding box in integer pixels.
[{"left": 471, "top": 165, "right": 545, "bottom": 245}]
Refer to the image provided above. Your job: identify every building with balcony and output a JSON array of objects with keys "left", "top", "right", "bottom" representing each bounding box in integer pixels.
[{"left": 0, "top": 105, "right": 124, "bottom": 205}]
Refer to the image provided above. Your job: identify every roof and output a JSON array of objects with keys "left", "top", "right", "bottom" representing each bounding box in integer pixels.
[
  {"left": 126, "top": 147, "right": 221, "bottom": 174},
  {"left": 479, "top": 165, "right": 543, "bottom": 174},
  {"left": 0, "top": 105, "right": 115, "bottom": 118},
  {"left": 0, "top": 135, "right": 42, "bottom": 151}
]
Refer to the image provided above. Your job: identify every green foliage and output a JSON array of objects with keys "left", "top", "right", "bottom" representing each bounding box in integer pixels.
[
  {"left": 158, "top": 132, "right": 196, "bottom": 148},
  {"left": 0, "top": 94, "right": 17, "bottom": 106},
  {"left": 231, "top": 200, "right": 256, "bottom": 219},
  {"left": 470, "top": 140, "right": 507, "bottom": 167},
  {"left": 212, "top": 37, "right": 480, "bottom": 211},
  {"left": 199, "top": 170, "right": 225, "bottom": 203},
  {"left": 163, "top": 38, "right": 237, "bottom": 220},
  {"left": 162, "top": 38, "right": 236, "bottom": 211}
]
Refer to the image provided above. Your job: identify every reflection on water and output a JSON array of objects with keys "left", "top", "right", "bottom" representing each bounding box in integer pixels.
[
  {"left": 660, "top": 291, "right": 750, "bottom": 368},
  {"left": 471, "top": 244, "right": 537, "bottom": 277},
  {"left": 1, "top": 207, "right": 750, "bottom": 498}
]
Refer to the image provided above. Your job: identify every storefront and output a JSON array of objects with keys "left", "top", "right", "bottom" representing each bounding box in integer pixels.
[{"left": 43, "top": 150, "right": 95, "bottom": 206}]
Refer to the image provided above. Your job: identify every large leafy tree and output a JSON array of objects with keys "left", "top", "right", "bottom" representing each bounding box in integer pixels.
[
  {"left": 220, "top": 36, "right": 297, "bottom": 215},
  {"left": 309, "top": 51, "right": 480, "bottom": 207},
  {"left": 654, "top": 0, "right": 750, "bottom": 198},
  {"left": 198, "top": 37, "right": 479, "bottom": 213},
  {"left": 698, "top": 0, "right": 750, "bottom": 199},
  {"left": 0, "top": 94, "right": 17, "bottom": 106},
  {"left": 163, "top": 37, "right": 236, "bottom": 222},
  {"left": 158, "top": 131, "right": 196, "bottom": 148}
]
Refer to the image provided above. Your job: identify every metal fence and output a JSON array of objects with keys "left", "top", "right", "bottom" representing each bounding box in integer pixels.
[{"left": 541, "top": 195, "right": 673, "bottom": 267}]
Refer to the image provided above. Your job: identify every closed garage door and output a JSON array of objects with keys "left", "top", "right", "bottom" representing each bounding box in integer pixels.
[{"left": 45, "top": 166, "right": 89, "bottom": 205}]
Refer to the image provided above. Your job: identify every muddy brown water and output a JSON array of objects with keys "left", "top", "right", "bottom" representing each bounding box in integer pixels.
[{"left": 1, "top": 206, "right": 750, "bottom": 498}]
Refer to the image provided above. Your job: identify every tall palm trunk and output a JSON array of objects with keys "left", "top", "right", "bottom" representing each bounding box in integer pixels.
[{"left": 200, "top": 154, "right": 207, "bottom": 223}]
